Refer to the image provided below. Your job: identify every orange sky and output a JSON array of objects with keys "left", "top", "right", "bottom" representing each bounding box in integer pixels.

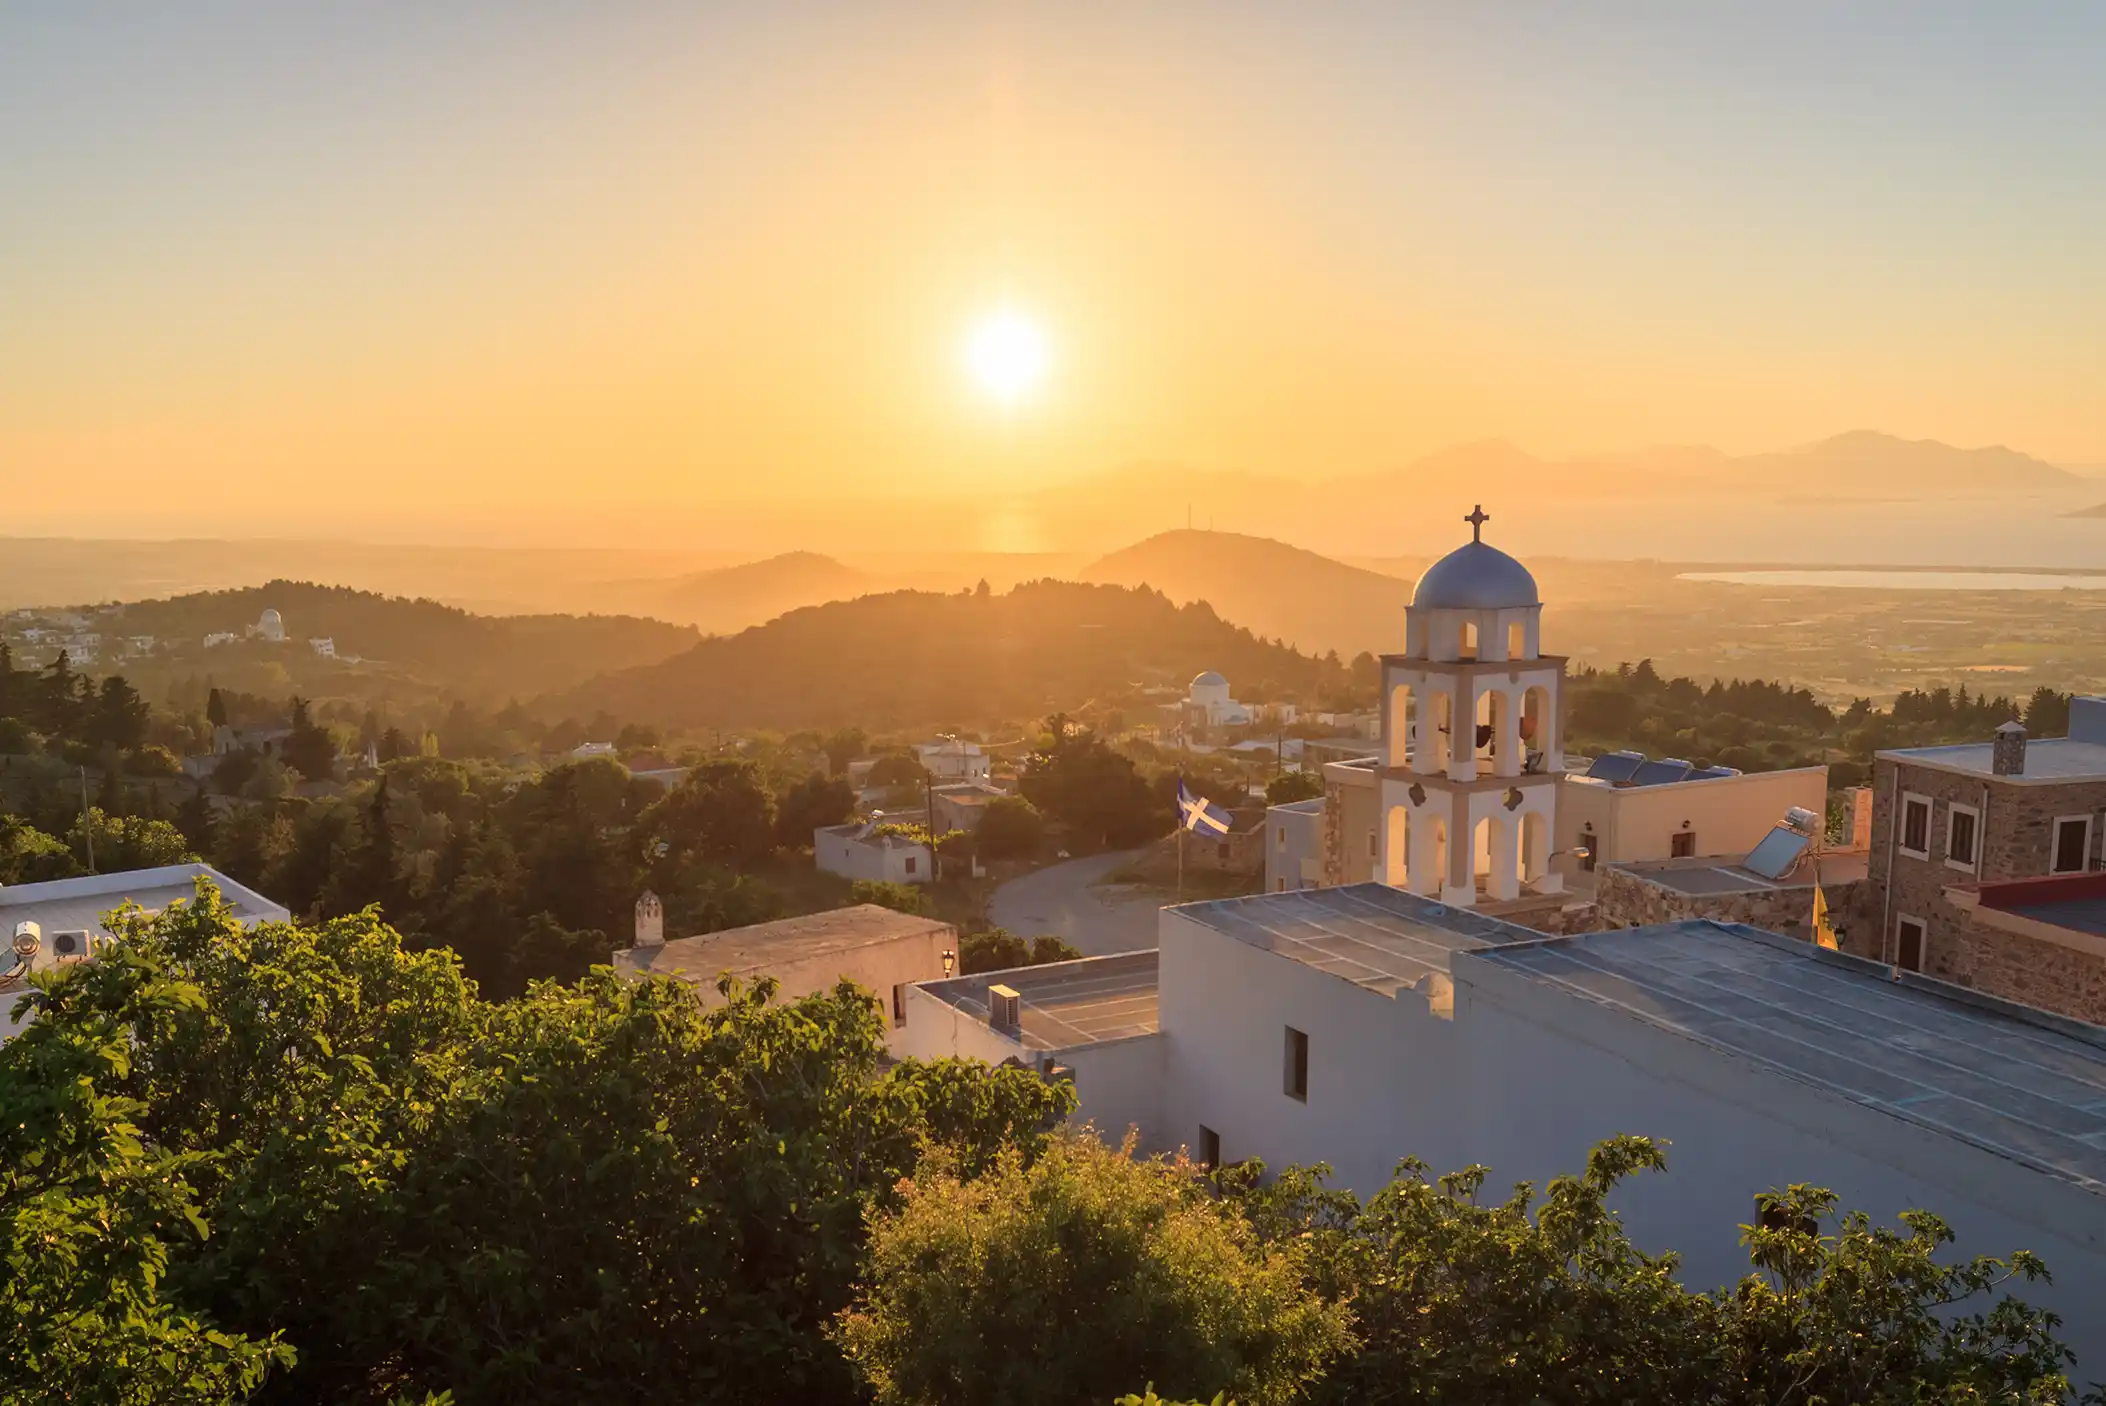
[{"left": 5, "top": 4, "right": 2105, "bottom": 543}]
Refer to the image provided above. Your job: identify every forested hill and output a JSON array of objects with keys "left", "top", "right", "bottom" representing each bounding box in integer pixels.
[
  {"left": 553, "top": 579, "right": 1339, "bottom": 731},
  {"left": 112, "top": 581, "right": 697, "bottom": 699}
]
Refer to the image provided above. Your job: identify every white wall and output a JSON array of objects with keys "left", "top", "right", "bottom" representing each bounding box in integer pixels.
[
  {"left": 814, "top": 828, "right": 931, "bottom": 885},
  {"left": 1449, "top": 952, "right": 2106, "bottom": 1368},
  {"left": 1558, "top": 766, "right": 1829, "bottom": 870},
  {"left": 1264, "top": 803, "right": 1325, "bottom": 894},
  {"left": 1158, "top": 908, "right": 1468, "bottom": 1192}
]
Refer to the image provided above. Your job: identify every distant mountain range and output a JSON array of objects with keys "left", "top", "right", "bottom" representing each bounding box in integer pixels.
[
  {"left": 550, "top": 579, "right": 1333, "bottom": 733},
  {"left": 647, "top": 551, "right": 874, "bottom": 634},
  {"left": 1083, "top": 530, "right": 1411, "bottom": 658}
]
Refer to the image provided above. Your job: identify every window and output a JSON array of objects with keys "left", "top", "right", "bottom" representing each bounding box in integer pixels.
[
  {"left": 1276, "top": 826, "right": 1286, "bottom": 849},
  {"left": 1276, "top": 879, "right": 1287, "bottom": 892},
  {"left": 1366, "top": 829, "right": 1378, "bottom": 859},
  {"left": 2054, "top": 815, "right": 2093, "bottom": 875},
  {"left": 1670, "top": 830, "right": 1696, "bottom": 859},
  {"left": 1945, "top": 802, "right": 1978, "bottom": 872},
  {"left": 1899, "top": 794, "right": 1931, "bottom": 859},
  {"left": 891, "top": 983, "right": 906, "bottom": 1027},
  {"left": 903, "top": 856, "right": 917, "bottom": 875},
  {"left": 1216, "top": 841, "right": 1232, "bottom": 862},
  {"left": 1578, "top": 826, "right": 1598, "bottom": 872},
  {"left": 1198, "top": 1125, "right": 1221, "bottom": 1170},
  {"left": 1283, "top": 1026, "right": 1309, "bottom": 1101},
  {"left": 1895, "top": 916, "right": 1926, "bottom": 973}
]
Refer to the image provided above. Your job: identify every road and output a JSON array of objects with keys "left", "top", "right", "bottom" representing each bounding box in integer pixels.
[{"left": 988, "top": 849, "right": 1164, "bottom": 956}]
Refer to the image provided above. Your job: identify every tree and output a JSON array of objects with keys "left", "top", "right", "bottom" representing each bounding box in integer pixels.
[
  {"left": 776, "top": 772, "right": 856, "bottom": 848},
  {"left": 1019, "top": 717, "right": 1160, "bottom": 849},
  {"left": 282, "top": 696, "right": 337, "bottom": 782},
  {"left": 2025, "top": 686, "right": 2072, "bottom": 737},
  {"left": 205, "top": 687, "right": 229, "bottom": 729},
  {"left": 833, "top": 1134, "right": 1352, "bottom": 1406},
  {"left": 867, "top": 751, "right": 924, "bottom": 788},
  {"left": 67, "top": 808, "right": 196, "bottom": 872},
  {"left": 640, "top": 759, "right": 779, "bottom": 870},
  {"left": 851, "top": 878, "right": 929, "bottom": 915},
  {"left": 87, "top": 673, "right": 151, "bottom": 751},
  {"left": 959, "top": 927, "right": 1081, "bottom": 975},
  {"left": 822, "top": 727, "right": 869, "bottom": 775},
  {"left": 1265, "top": 770, "right": 1324, "bottom": 805},
  {"left": 0, "top": 813, "right": 81, "bottom": 884},
  {"left": 8, "top": 884, "right": 1073, "bottom": 1405},
  {"left": 975, "top": 794, "right": 1046, "bottom": 861}
]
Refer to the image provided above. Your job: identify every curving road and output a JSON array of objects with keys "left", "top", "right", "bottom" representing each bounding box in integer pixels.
[{"left": 988, "top": 849, "right": 1165, "bottom": 956}]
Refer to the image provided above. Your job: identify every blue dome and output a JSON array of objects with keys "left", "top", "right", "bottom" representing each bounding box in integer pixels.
[{"left": 1411, "top": 541, "right": 1539, "bottom": 611}]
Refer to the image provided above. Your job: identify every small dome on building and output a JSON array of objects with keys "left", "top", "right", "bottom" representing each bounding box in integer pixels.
[
  {"left": 1191, "top": 670, "right": 1228, "bottom": 688},
  {"left": 1410, "top": 541, "right": 1539, "bottom": 611}
]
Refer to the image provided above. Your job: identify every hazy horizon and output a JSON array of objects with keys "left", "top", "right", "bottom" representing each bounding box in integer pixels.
[{"left": 9, "top": 3, "right": 2106, "bottom": 546}]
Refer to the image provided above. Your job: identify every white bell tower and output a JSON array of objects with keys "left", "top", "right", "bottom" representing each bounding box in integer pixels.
[{"left": 1374, "top": 506, "right": 1564, "bottom": 907}]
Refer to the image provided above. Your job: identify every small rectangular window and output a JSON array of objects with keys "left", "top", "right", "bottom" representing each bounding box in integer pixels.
[
  {"left": 1946, "top": 805, "right": 1978, "bottom": 870},
  {"left": 1198, "top": 1125, "right": 1221, "bottom": 1170},
  {"left": 2054, "top": 817, "right": 2091, "bottom": 874},
  {"left": 1366, "top": 829, "right": 1378, "bottom": 858},
  {"left": 1900, "top": 796, "right": 1931, "bottom": 857},
  {"left": 891, "top": 983, "right": 906, "bottom": 1027},
  {"left": 1216, "top": 841, "right": 1232, "bottom": 862},
  {"left": 1276, "top": 826, "right": 1286, "bottom": 848},
  {"left": 1896, "top": 917, "right": 1925, "bottom": 973},
  {"left": 904, "top": 856, "right": 917, "bottom": 875},
  {"left": 1283, "top": 1026, "right": 1308, "bottom": 1101},
  {"left": 1671, "top": 830, "right": 1696, "bottom": 858}
]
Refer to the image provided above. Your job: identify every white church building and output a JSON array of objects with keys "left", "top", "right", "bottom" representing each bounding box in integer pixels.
[{"left": 1374, "top": 506, "right": 1563, "bottom": 906}]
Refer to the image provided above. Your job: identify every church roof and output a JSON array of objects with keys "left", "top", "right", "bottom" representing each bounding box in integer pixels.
[
  {"left": 1191, "top": 670, "right": 1227, "bottom": 687},
  {"left": 1411, "top": 540, "right": 1539, "bottom": 611}
]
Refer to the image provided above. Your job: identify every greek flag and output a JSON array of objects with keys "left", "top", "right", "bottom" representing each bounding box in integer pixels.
[{"left": 1177, "top": 780, "right": 1235, "bottom": 836}]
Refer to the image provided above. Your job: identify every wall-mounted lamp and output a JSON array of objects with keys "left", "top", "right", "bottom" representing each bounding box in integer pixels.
[{"left": 940, "top": 948, "right": 956, "bottom": 979}]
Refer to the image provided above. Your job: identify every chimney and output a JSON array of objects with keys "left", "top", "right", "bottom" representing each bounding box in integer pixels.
[
  {"left": 634, "top": 890, "right": 665, "bottom": 948},
  {"left": 1992, "top": 721, "right": 2027, "bottom": 777},
  {"left": 988, "top": 983, "right": 1021, "bottom": 1035},
  {"left": 1851, "top": 787, "right": 1874, "bottom": 851}
]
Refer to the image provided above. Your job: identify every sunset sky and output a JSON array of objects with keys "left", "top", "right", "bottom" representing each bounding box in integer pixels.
[{"left": 6, "top": 2, "right": 2106, "bottom": 543}]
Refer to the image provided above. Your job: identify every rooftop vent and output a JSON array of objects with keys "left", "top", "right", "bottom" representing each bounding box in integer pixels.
[
  {"left": 1993, "top": 721, "right": 2027, "bottom": 777},
  {"left": 988, "top": 983, "right": 1021, "bottom": 1034}
]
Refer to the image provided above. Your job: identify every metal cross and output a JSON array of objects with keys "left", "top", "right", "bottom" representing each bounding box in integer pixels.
[{"left": 1464, "top": 504, "right": 1490, "bottom": 542}]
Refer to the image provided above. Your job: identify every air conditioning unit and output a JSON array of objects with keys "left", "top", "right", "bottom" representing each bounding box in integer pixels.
[
  {"left": 988, "top": 983, "right": 1021, "bottom": 1034},
  {"left": 50, "top": 930, "right": 96, "bottom": 963}
]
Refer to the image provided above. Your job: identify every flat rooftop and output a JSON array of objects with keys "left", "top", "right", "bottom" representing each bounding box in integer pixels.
[
  {"left": 1472, "top": 922, "right": 2106, "bottom": 1198},
  {"left": 1172, "top": 884, "right": 1535, "bottom": 998},
  {"left": 1267, "top": 798, "right": 1325, "bottom": 816},
  {"left": 1964, "top": 873, "right": 2106, "bottom": 940},
  {"left": 624, "top": 904, "right": 952, "bottom": 984},
  {"left": 918, "top": 951, "right": 1159, "bottom": 1052},
  {"left": 1, "top": 864, "right": 289, "bottom": 991},
  {"left": 1613, "top": 851, "right": 1869, "bottom": 897},
  {"left": 1883, "top": 736, "right": 2106, "bottom": 782}
]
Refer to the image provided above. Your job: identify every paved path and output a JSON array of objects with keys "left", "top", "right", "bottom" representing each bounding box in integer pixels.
[{"left": 989, "top": 850, "right": 1165, "bottom": 956}]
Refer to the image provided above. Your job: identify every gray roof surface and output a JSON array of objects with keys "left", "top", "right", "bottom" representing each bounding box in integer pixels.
[
  {"left": 2007, "top": 898, "right": 2106, "bottom": 939},
  {"left": 919, "top": 951, "right": 1159, "bottom": 1052},
  {"left": 1473, "top": 923, "right": 2106, "bottom": 1198},
  {"left": 1, "top": 865, "right": 290, "bottom": 990},
  {"left": 1883, "top": 736, "right": 2106, "bottom": 781},
  {"left": 625, "top": 904, "right": 951, "bottom": 983},
  {"left": 1410, "top": 539, "right": 1540, "bottom": 611},
  {"left": 1174, "top": 884, "right": 1536, "bottom": 997}
]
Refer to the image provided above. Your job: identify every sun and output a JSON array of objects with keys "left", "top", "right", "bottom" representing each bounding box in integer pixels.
[{"left": 963, "top": 309, "right": 1050, "bottom": 405}]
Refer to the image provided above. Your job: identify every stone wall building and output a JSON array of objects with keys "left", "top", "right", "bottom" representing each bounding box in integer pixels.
[{"left": 1864, "top": 700, "right": 2106, "bottom": 1019}]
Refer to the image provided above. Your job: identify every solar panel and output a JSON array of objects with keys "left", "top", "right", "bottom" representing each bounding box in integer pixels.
[
  {"left": 1684, "top": 766, "right": 1741, "bottom": 782},
  {"left": 1629, "top": 757, "right": 1695, "bottom": 787},
  {"left": 1743, "top": 825, "right": 1812, "bottom": 881},
  {"left": 1585, "top": 751, "right": 1646, "bottom": 783}
]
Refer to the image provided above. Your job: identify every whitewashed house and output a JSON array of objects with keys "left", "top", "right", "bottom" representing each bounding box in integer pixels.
[{"left": 814, "top": 820, "right": 931, "bottom": 885}]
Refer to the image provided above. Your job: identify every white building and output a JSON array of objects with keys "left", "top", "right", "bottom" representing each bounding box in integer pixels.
[
  {"left": 308, "top": 636, "right": 337, "bottom": 659},
  {"left": 204, "top": 631, "right": 241, "bottom": 648},
  {"left": 1185, "top": 671, "right": 1255, "bottom": 729},
  {"left": 815, "top": 820, "right": 932, "bottom": 885},
  {"left": 1372, "top": 506, "right": 1563, "bottom": 906},
  {"left": 0, "top": 865, "right": 290, "bottom": 1042},
  {"left": 896, "top": 951, "right": 1160, "bottom": 1140},
  {"left": 613, "top": 898, "right": 955, "bottom": 1052},
  {"left": 928, "top": 883, "right": 2106, "bottom": 1367},
  {"left": 915, "top": 739, "right": 992, "bottom": 783},
  {"left": 1263, "top": 797, "right": 1326, "bottom": 893},
  {"left": 571, "top": 741, "right": 618, "bottom": 760},
  {"left": 1558, "top": 754, "right": 1829, "bottom": 876},
  {"left": 252, "top": 608, "right": 286, "bottom": 643}
]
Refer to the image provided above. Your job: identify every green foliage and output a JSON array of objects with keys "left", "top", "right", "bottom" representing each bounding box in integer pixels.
[
  {"left": 640, "top": 758, "right": 779, "bottom": 870},
  {"left": 283, "top": 696, "right": 338, "bottom": 782},
  {"left": 1021, "top": 714, "right": 1163, "bottom": 849},
  {"left": 776, "top": 771, "right": 857, "bottom": 846},
  {"left": 975, "top": 793, "right": 1046, "bottom": 860},
  {"left": 0, "top": 943, "right": 294, "bottom": 1402},
  {"left": 867, "top": 751, "right": 925, "bottom": 788},
  {"left": 0, "top": 812, "right": 82, "bottom": 884},
  {"left": 958, "top": 926, "right": 1081, "bottom": 975},
  {"left": 69, "top": 806, "right": 197, "bottom": 871},
  {"left": 834, "top": 1135, "right": 1350, "bottom": 1406},
  {"left": 8, "top": 885, "right": 1074, "bottom": 1405},
  {"left": 128, "top": 741, "right": 185, "bottom": 776},
  {"left": 1263, "top": 770, "right": 1324, "bottom": 805},
  {"left": 852, "top": 878, "right": 930, "bottom": 915}
]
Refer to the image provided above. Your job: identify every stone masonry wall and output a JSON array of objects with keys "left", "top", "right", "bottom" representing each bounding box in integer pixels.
[
  {"left": 1865, "top": 757, "right": 2106, "bottom": 988},
  {"left": 1596, "top": 863, "right": 1861, "bottom": 941},
  {"left": 1952, "top": 919, "right": 2106, "bottom": 1026}
]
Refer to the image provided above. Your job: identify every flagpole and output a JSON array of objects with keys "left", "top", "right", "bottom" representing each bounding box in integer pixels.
[{"left": 1177, "top": 818, "right": 1185, "bottom": 904}]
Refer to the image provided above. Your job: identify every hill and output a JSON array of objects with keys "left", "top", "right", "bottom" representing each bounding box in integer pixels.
[
  {"left": 650, "top": 551, "right": 874, "bottom": 633},
  {"left": 553, "top": 579, "right": 1337, "bottom": 732},
  {"left": 109, "top": 581, "right": 697, "bottom": 702},
  {"left": 1733, "top": 431, "right": 2078, "bottom": 496},
  {"left": 1082, "top": 529, "right": 1412, "bottom": 658}
]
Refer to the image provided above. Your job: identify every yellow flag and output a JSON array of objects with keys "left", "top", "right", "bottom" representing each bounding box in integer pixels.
[{"left": 1812, "top": 882, "right": 1838, "bottom": 950}]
